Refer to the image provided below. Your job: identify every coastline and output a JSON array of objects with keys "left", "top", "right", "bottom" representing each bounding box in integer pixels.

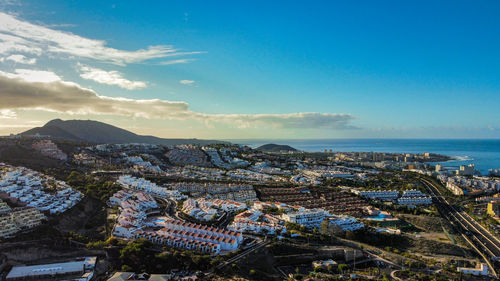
[{"left": 232, "top": 139, "right": 500, "bottom": 174}]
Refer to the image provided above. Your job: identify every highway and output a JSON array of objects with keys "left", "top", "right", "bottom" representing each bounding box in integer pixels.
[{"left": 420, "top": 178, "right": 500, "bottom": 277}]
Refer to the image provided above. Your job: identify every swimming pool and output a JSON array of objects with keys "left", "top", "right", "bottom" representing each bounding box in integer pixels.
[{"left": 365, "top": 213, "right": 391, "bottom": 220}]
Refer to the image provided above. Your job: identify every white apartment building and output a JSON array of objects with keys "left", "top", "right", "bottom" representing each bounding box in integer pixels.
[
  {"left": 210, "top": 199, "right": 246, "bottom": 212},
  {"left": 0, "top": 207, "right": 46, "bottom": 238},
  {"left": 397, "top": 196, "right": 432, "bottom": 206},
  {"left": 397, "top": 189, "right": 432, "bottom": 206},
  {"left": 6, "top": 256, "right": 96, "bottom": 281},
  {"left": 281, "top": 208, "right": 326, "bottom": 228},
  {"left": 446, "top": 182, "right": 465, "bottom": 196},
  {"left": 109, "top": 190, "right": 133, "bottom": 206},
  {"left": 328, "top": 216, "right": 364, "bottom": 231},
  {"left": 229, "top": 208, "right": 284, "bottom": 234},
  {"left": 0, "top": 200, "right": 11, "bottom": 214},
  {"left": 0, "top": 165, "right": 82, "bottom": 215},
  {"left": 229, "top": 220, "right": 283, "bottom": 235},
  {"left": 135, "top": 230, "right": 221, "bottom": 254},
  {"left": 117, "top": 175, "right": 186, "bottom": 201},
  {"left": 182, "top": 198, "right": 217, "bottom": 221},
  {"left": 401, "top": 189, "right": 428, "bottom": 197},
  {"left": 145, "top": 219, "right": 243, "bottom": 252},
  {"left": 354, "top": 190, "right": 399, "bottom": 201},
  {"left": 456, "top": 164, "right": 479, "bottom": 176},
  {"left": 110, "top": 190, "right": 159, "bottom": 239},
  {"left": 0, "top": 215, "right": 20, "bottom": 238}
]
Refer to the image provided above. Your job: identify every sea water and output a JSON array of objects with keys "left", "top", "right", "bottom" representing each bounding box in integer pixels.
[{"left": 231, "top": 139, "right": 500, "bottom": 175}]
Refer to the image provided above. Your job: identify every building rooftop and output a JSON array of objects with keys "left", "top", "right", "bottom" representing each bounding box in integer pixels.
[
  {"left": 107, "top": 272, "right": 171, "bottom": 281},
  {"left": 6, "top": 257, "right": 96, "bottom": 279}
]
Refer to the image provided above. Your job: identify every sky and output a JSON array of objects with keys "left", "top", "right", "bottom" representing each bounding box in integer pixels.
[{"left": 0, "top": 0, "right": 499, "bottom": 139}]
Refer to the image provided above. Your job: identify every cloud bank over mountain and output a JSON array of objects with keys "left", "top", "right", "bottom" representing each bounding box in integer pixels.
[{"left": 0, "top": 70, "right": 356, "bottom": 130}]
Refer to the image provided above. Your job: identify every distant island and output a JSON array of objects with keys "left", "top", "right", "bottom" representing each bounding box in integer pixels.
[
  {"left": 256, "top": 143, "right": 298, "bottom": 153},
  {"left": 18, "top": 119, "right": 225, "bottom": 146}
]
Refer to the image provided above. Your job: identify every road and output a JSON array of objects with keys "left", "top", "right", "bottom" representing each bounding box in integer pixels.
[
  {"left": 154, "top": 196, "right": 180, "bottom": 220},
  {"left": 420, "top": 178, "right": 500, "bottom": 277},
  {"left": 391, "top": 270, "right": 404, "bottom": 281},
  {"left": 365, "top": 250, "right": 402, "bottom": 270},
  {"left": 215, "top": 239, "right": 271, "bottom": 270}
]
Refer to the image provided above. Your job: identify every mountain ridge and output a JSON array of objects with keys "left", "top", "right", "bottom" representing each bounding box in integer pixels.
[{"left": 19, "top": 119, "right": 225, "bottom": 146}]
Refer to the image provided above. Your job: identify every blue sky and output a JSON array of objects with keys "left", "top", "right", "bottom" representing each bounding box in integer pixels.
[{"left": 0, "top": 0, "right": 499, "bottom": 138}]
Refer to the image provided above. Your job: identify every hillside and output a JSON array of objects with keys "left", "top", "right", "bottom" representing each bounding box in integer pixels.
[
  {"left": 256, "top": 143, "right": 298, "bottom": 153},
  {"left": 21, "top": 124, "right": 83, "bottom": 142},
  {"left": 19, "top": 119, "right": 224, "bottom": 146}
]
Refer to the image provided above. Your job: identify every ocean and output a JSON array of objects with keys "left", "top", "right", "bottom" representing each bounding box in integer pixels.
[{"left": 230, "top": 139, "right": 500, "bottom": 175}]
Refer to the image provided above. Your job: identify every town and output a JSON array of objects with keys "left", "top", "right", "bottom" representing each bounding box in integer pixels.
[
  {"left": 1, "top": 2, "right": 499, "bottom": 280},
  {"left": 0, "top": 135, "right": 499, "bottom": 281}
]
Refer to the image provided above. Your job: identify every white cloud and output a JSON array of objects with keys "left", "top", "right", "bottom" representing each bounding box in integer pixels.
[
  {"left": 4, "top": 54, "right": 36, "bottom": 64},
  {"left": 179, "top": 79, "right": 195, "bottom": 85},
  {"left": 0, "top": 12, "right": 202, "bottom": 66},
  {"left": 158, "top": 59, "right": 195, "bottom": 65},
  {"left": 1, "top": 69, "right": 62, "bottom": 82},
  {"left": 0, "top": 70, "right": 187, "bottom": 118},
  {"left": 0, "top": 109, "right": 16, "bottom": 119},
  {"left": 0, "top": 70, "right": 356, "bottom": 130},
  {"left": 78, "top": 64, "right": 147, "bottom": 90}
]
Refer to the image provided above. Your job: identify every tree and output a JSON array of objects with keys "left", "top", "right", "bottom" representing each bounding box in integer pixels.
[
  {"left": 119, "top": 239, "right": 155, "bottom": 272},
  {"left": 313, "top": 227, "right": 319, "bottom": 235},
  {"left": 121, "top": 264, "right": 133, "bottom": 271},
  {"left": 249, "top": 269, "right": 256, "bottom": 277},
  {"left": 320, "top": 220, "right": 330, "bottom": 235},
  {"left": 338, "top": 264, "right": 348, "bottom": 274},
  {"left": 306, "top": 233, "right": 313, "bottom": 244},
  {"left": 345, "top": 230, "right": 355, "bottom": 240}
]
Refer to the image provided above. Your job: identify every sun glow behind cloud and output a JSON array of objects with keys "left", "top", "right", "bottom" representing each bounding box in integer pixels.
[{"left": 0, "top": 70, "right": 356, "bottom": 129}]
